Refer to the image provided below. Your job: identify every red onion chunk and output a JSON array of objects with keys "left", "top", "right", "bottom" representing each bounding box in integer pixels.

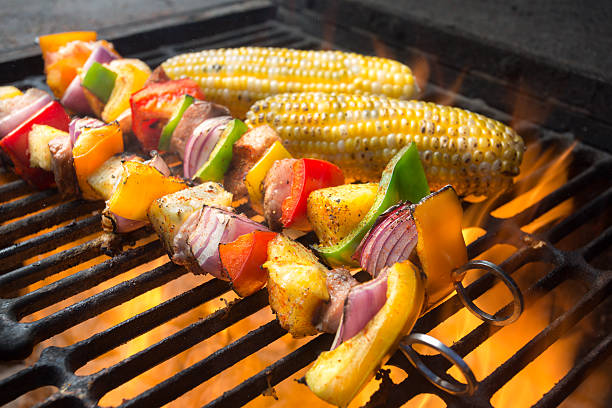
[
  {"left": 61, "top": 44, "right": 118, "bottom": 113},
  {"left": 110, "top": 212, "right": 147, "bottom": 233},
  {"left": 183, "top": 116, "right": 231, "bottom": 178},
  {"left": 68, "top": 117, "right": 105, "bottom": 146},
  {"left": 144, "top": 153, "right": 171, "bottom": 176},
  {"left": 0, "top": 92, "right": 52, "bottom": 138},
  {"left": 354, "top": 203, "right": 417, "bottom": 278},
  {"left": 187, "top": 206, "right": 269, "bottom": 279},
  {"left": 330, "top": 269, "right": 389, "bottom": 350}
]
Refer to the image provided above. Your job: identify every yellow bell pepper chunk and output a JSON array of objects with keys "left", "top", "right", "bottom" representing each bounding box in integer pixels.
[
  {"left": 101, "top": 59, "right": 151, "bottom": 122},
  {"left": 305, "top": 261, "right": 425, "bottom": 407},
  {"left": 245, "top": 141, "right": 292, "bottom": 212},
  {"left": 73, "top": 122, "right": 124, "bottom": 200},
  {"left": 0, "top": 86, "right": 23, "bottom": 100},
  {"left": 107, "top": 161, "right": 187, "bottom": 221},
  {"left": 38, "top": 31, "right": 97, "bottom": 56},
  {"left": 412, "top": 185, "right": 468, "bottom": 307}
]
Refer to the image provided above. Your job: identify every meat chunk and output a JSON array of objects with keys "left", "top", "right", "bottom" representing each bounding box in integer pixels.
[
  {"left": 144, "top": 66, "right": 171, "bottom": 86},
  {"left": 171, "top": 100, "right": 230, "bottom": 158},
  {"left": 48, "top": 134, "right": 78, "bottom": 198},
  {"left": 262, "top": 158, "right": 296, "bottom": 230},
  {"left": 224, "top": 125, "right": 280, "bottom": 199},
  {"left": 315, "top": 268, "right": 359, "bottom": 333}
]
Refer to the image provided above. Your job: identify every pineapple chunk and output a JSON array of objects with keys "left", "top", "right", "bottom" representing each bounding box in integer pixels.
[
  {"left": 307, "top": 183, "right": 378, "bottom": 246},
  {"left": 28, "top": 124, "right": 68, "bottom": 171},
  {"left": 264, "top": 234, "right": 329, "bottom": 337}
]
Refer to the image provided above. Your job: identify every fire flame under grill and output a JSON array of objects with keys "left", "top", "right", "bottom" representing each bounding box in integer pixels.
[{"left": 1, "top": 5, "right": 611, "bottom": 408}]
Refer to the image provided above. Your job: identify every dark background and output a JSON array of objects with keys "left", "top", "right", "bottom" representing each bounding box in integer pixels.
[{"left": 1, "top": 0, "right": 610, "bottom": 84}]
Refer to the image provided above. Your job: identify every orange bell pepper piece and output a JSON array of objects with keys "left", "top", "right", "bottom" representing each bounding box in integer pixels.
[
  {"left": 107, "top": 161, "right": 187, "bottom": 221},
  {"left": 38, "top": 31, "right": 97, "bottom": 56},
  {"left": 220, "top": 231, "right": 278, "bottom": 297},
  {"left": 73, "top": 122, "right": 124, "bottom": 199}
]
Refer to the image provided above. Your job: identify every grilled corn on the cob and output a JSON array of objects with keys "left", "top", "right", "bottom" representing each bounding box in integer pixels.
[
  {"left": 245, "top": 92, "right": 525, "bottom": 196},
  {"left": 161, "top": 47, "right": 418, "bottom": 118}
]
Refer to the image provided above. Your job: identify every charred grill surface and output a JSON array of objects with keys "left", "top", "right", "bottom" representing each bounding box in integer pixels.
[{"left": 0, "top": 4, "right": 611, "bottom": 408}]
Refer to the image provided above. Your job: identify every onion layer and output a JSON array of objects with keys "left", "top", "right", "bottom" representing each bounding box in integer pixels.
[
  {"left": 183, "top": 116, "right": 231, "bottom": 178},
  {"left": 186, "top": 206, "right": 269, "bottom": 279},
  {"left": 330, "top": 268, "right": 388, "bottom": 350},
  {"left": 68, "top": 117, "right": 105, "bottom": 145},
  {"left": 102, "top": 208, "right": 147, "bottom": 233},
  {"left": 144, "top": 153, "right": 171, "bottom": 177},
  {"left": 0, "top": 91, "right": 52, "bottom": 138},
  {"left": 354, "top": 202, "right": 417, "bottom": 278}
]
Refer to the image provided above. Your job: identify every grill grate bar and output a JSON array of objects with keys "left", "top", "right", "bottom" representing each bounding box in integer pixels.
[
  {"left": 0, "top": 179, "right": 32, "bottom": 203},
  {"left": 32, "top": 259, "right": 186, "bottom": 355},
  {"left": 510, "top": 159, "right": 607, "bottom": 229},
  {"left": 11, "top": 241, "right": 164, "bottom": 318},
  {"left": 479, "top": 274, "right": 612, "bottom": 397},
  {"left": 205, "top": 333, "right": 333, "bottom": 408},
  {"left": 581, "top": 224, "right": 612, "bottom": 264},
  {"left": 0, "top": 215, "right": 101, "bottom": 273},
  {"left": 89, "top": 289, "right": 270, "bottom": 399},
  {"left": 547, "top": 186, "right": 612, "bottom": 246},
  {"left": 532, "top": 330, "right": 612, "bottom": 408},
  {"left": 0, "top": 199, "right": 104, "bottom": 247},
  {"left": 68, "top": 277, "right": 230, "bottom": 367},
  {"left": 0, "top": 189, "right": 61, "bottom": 223},
  {"left": 120, "top": 320, "right": 286, "bottom": 408},
  {"left": 0, "top": 227, "right": 152, "bottom": 295}
]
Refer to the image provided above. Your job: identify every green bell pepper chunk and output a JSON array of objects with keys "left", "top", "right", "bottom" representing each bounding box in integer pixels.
[
  {"left": 158, "top": 94, "right": 195, "bottom": 151},
  {"left": 315, "top": 143, "right": 430, "bottom": 267},
  {"left": 194, "top": 118, "right": 248, "bottom": 182},
  {"left": 81, "top": 62, "right": 117, "bottom": 103}
]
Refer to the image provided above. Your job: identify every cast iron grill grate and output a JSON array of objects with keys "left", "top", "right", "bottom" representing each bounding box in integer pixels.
[{"left": 0, "top": 5, "right": 611, "bottom": 408}]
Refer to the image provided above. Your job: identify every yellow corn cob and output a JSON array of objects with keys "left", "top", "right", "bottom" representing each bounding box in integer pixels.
[
  {"left": 245, "top": 92, "right": 525, "bottom": 197},
  {"left": 161, "top": 47, "right": 418, "bottom": 118}
]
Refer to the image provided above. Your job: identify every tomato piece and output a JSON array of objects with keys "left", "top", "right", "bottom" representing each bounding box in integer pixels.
[
  {"left": 281, "top": 159, "right": 345, "bottom": 230},
  {"left": 130, "top": 79, "right": 204, "bottom": 151},
  {"left": 0, "top": 101, "right": 70, "bottom": 189},
  {"left": 220, "top": 231, "right": 278, "bottom": 297}
]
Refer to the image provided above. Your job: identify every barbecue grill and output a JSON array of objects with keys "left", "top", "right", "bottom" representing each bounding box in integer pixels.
[{"left": 1, "top": 1, "right": 611, "bottom": 407}]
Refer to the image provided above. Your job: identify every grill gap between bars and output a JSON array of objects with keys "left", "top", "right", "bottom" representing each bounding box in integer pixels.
[{"left": 0, "top": 7, "right": 610, "bottom": 408}]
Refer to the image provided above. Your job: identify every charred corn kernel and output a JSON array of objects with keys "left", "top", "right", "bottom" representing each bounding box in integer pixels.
[
  {"left": 246, "top": 93, "right": 525, "bottom": 196},
  {"left": 161, "top": 47, "right": 418, "bottom": 118}
]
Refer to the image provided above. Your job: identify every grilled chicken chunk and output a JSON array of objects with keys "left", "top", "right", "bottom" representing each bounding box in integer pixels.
[{"left": 147, "top": 182, "right": 233, "bottom": 255}]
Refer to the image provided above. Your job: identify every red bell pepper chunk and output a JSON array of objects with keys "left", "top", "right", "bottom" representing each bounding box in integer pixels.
[
  {"left": 219, "top": 231, "right": 278, "bottom": 297},
  {"left": 130, "top": 79, "right": 205, "bottom": 151},
  {"left": 281, "top": 158, "right": 345, "bottom": 230},
  {"left": 0, "top": 101, "right": 70, "bottom": 189}
]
